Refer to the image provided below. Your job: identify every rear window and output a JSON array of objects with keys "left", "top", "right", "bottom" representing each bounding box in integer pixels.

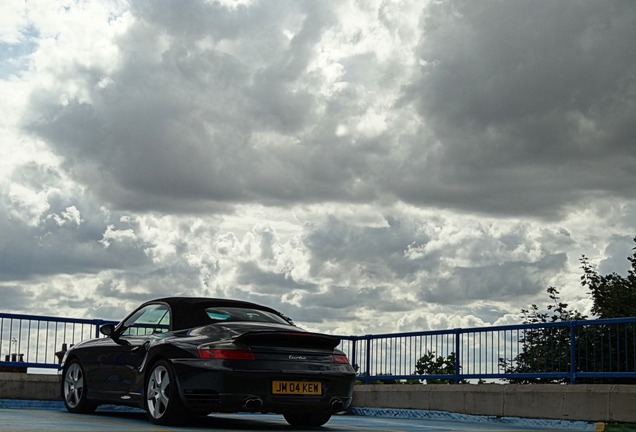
[{"left": 205, "top": 307, "right": 289, "bottom": 325}]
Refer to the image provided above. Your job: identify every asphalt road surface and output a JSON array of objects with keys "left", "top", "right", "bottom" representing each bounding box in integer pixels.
[{"left": 0, "top": 408, "right": 591, "bottom": 432}]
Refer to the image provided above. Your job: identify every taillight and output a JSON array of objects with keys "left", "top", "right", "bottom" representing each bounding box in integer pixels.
[
  {"left": 197, "top": 348, "right": 255, "bottom": 360},
  {"left": 333, "top": 354, "right": 350, "bottom": 364}
]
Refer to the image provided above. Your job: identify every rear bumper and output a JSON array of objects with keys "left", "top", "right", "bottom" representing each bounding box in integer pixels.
[{"left": 171, "top": 359, "right": 355, "bottom": 414}]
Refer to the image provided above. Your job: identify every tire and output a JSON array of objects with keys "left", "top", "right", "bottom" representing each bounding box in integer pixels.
[
  {"left": 283, "top": 411, "right": 332, "bottom": 427},
  {"left": 62, "top": 360, "right": 97, "bottom": 414},
  {"left": 145, "top": 360, "right": 184, "bottom": 425}
]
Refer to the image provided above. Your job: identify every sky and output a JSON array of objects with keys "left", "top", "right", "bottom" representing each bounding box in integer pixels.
[{"left": 1, "top": 0, "right": 635, "bottom": 336}]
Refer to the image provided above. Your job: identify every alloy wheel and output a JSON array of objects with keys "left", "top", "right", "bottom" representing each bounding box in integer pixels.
[
  {"left": 64, "top": 362, "right": 84, "bottom": 409},
  {"left": 147, "top": 364, "right": 170, "bottom": 419}
]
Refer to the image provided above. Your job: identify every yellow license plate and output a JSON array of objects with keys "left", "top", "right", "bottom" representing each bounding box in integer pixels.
[{"left": 272, "top": 380, "right": 322, "bottom": 395}]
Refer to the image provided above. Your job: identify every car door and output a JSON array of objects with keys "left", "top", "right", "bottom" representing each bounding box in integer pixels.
[{"left": 88, "top": 303, "right": 171, "bottom": 402}]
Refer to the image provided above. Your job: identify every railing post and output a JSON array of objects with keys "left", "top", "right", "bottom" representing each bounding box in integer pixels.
[
  {"left": 350, "top": 337, "right": 357, "bottom": 376},
  {"left": 364, "top": 336, "right": 372, "bottom": 385},
  {"left": 454, "top": 328, "right": 461, "bottom": 384},
  {"left": 570, "top": 321, "right": 577, "bottom": 384}
]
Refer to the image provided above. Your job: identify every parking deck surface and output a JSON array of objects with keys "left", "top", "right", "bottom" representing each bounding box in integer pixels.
[{"left": 0, "top": 407, "right": 596, "bottom": 432}]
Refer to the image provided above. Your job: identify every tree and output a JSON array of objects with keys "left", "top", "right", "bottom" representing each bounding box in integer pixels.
[
  {"left": 500, "top": 237, "right": 636, "bottom": 383},
  {"left": 498, "top": 287, "right": 585, "bottom": 383},
  {"left": 414, "top": 351, "right": 467, "bottom": 384},
  {"left": 577, "top": 241, "right": 636, "bottom": 382},
  {"left": 581, "top": 238, "right": 636, "bottom": 318}
]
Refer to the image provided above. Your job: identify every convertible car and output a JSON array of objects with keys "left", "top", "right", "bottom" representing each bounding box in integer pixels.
[{"left": 60, "top": 297, "right": 356, "bottom": 427}]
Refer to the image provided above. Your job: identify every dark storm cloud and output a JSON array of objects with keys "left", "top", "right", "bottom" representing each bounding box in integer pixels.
[
  {"left": 94, "top": 278, "right": 154, "bottom": 302},
  {"left": 398, "top": 0, "right": 636, "bottom": 217},
  {"left": 304, "top": 214, "right": 573, "bottom": 307},
  {"left": 420, "top": 254, "right": 568, "bottom": 305},
  {"left": 305, "top": 215, "right": 435, "bottom": 281},
  {"left": 273, "top": 285, "right": 419, "bottom": 326},
  {"left": 23, "top": 1, "right": 352, "bottom": 212},
  {"left": 0, "top": 163, "right": 150, "bottom": 281},
  {"left": 0, "top": 211, "right": 148, "bottom": 281},
  {"left": 236, "top": 261, "right": 318, "bottom": 293},
  {"left": 598, "top": 235, "right": 635, "bottom": 275},
  {"left": 23, "top": 1, "right": 635, "bottom": 219},
  {"left": 0, "top": 285, "right": 33, "bottom": 312}
]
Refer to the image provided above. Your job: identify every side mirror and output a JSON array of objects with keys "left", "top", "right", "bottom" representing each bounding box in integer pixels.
[{"left": 100, "top": 324, "right": 116, "bottom": 337}]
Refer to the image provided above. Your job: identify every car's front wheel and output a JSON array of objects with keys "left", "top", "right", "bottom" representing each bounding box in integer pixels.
[
  {"left": 283, "top": 411, "right": 332, "bottom": 427},
  {"left": 145, "top": 360, "right": 184, "bottom": 425},
  {"left": 62, "top": 360, "right": 97, "bottom": 414}
]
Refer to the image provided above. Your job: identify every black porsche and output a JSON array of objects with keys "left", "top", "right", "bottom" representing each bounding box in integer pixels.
[{"left": 60, "top": 297, "right": 356, "bottom": 427}]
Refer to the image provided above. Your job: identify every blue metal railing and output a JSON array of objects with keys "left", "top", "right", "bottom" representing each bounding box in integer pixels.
[
  {"left": 337, "top": 317, "right": 636, "bottom": 384},
  {"left": 0, "top": 313, "right": 116, "bottom": 370},
  {"left": 1, "top": 311, "right": 635, "bottom": 384}
]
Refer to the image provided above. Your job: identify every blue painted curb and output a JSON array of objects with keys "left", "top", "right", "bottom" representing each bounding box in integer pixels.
[
  {"left": 350, "top": 407, "right": 602, "bottom": 431},
  {"left": 0, "top": 399, "right": 64, "bottom": 410}
]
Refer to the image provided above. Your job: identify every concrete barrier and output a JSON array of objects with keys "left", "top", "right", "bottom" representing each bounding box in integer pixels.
[
  {"left": 352, "top": 383, "right": 636, "bottom": 423},
  {"left": 0, "top": 373, "right": 60, "bottom": 401}
]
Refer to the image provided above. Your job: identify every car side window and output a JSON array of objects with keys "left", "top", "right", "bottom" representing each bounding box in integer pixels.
[{"left": 120, "top": 304, "right": 170, "bottom": 336}]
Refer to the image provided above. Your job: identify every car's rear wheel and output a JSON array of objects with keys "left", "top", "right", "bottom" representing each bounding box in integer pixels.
[
  {"left": 145, "top": 360, "right": 184, "bottom": 425},
  {"left": 283, "top": 411, "right": 332, "bottom": 427},
  {"left": 62, "top": 360, "right": 97, "bottom": 414}
]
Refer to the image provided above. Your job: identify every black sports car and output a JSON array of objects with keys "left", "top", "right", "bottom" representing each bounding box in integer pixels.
[{"left": 60, "top": 297, "right": 356, "bottom": 427}]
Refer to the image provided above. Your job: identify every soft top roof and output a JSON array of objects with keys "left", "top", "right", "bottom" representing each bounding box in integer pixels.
[{"left": 140, "top": 297, "right": 290, "bottom": 331}]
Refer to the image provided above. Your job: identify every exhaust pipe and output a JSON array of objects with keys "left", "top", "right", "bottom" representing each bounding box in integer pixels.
[
  {"left": 330, "top": 398, "right": 345, "bottom": 412},
  {"left": 242, "top": 397, "right": 263, "bottom": 411}
]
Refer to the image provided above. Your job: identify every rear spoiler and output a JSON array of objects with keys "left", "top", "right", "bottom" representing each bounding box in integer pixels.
[{"left": 235, "top": 331, "right": 341, "bottom": 349}]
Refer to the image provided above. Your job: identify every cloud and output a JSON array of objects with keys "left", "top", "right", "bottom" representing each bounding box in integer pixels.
[
  {"left": 20, "top": 1, "right": 636, "bottom": 221},
  {"left": 22, "top": 1, "right": 342, "bottom": 211},
  {"left": 2, "top": 1, "right": 636, "bottom": 335},
  {"left": 0, "top": 285, "right": 33, "bottom": 312},
  {"left": 399, "top": 0, "right": 636, "bottom": 217}
]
